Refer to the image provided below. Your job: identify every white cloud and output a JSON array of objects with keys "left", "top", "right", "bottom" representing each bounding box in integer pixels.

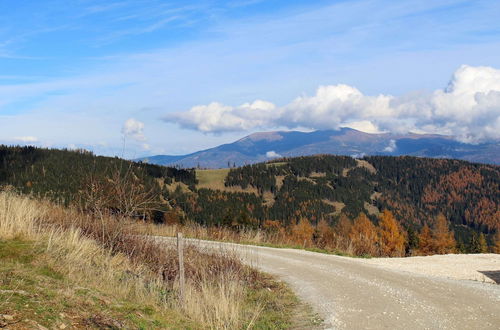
[
  {"left": 339, "top": 120, "right": 384, "bottom": 134},
  {"left": 165, "top": 100, "right": 278, "bottom": 133},
  {"left": 13, "top": 136, "right": 38, "bottom": 143},
  {"left": 266, "top": 150, "right": 282, "bottom": 158},
  {"left": 122, "top": 118, "right": 146, "bottom": 141},
  {"left": 383, "top": 139, "right": 397, "bottom": 152},
  {"left": 164, "top": 65, "right": 500, "bottom": 143}
]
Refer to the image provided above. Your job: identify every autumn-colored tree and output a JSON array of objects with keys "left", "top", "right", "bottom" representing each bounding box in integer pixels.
[
  {"left": 336, "top": 214, "right": 352, "bottom": 237},
  {"left": 291, "top": 218, "right": 314, "bottom": 247},
  {"left": 349, "top": 213, "right": 378, "bottom": 256},
  {"left": 262, "top": 220, "right": 282, "bottom": 233},
  {"left": 316, "top": 218, "right": 335, "bottom": 249},
  {"left": 334, "top": 213, "right": 352, "bottom": 251},
  {"left": 378, "top": 210, "right": 406, "bottom": 257},
  {"left": 262, "top": 219, "right": 286, "bottom": 242},
  {"left": 417, "top": 224, "right": 434, "bottom": 255},
  {"left": 432, "top": 214, "right": 456, "bottom": 254},
  {"left": 493, "top": 231, "right": 500, "bottom": 254}
]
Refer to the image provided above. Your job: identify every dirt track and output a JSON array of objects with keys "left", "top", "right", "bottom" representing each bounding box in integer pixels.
[{"left": 159, "top": 237, "right": 500, "bottom": 329}]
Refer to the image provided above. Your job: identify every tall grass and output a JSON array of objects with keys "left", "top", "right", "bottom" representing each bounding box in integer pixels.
[
  {"left": 131, "top": 221, "right": 360, "bottom": 257},
  {"left": 0, "top": 191, "right": 260, "bottom": 329}
]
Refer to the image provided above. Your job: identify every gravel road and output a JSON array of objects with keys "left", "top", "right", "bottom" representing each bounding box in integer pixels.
[{"left": 160, "top": 238, "right": 500, "bottom": 329}]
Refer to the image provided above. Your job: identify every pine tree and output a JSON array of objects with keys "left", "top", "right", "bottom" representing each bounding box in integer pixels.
[
  {"left": 378, "top": 210, "right": 406, "bottom": 257},
  {"left": 478, "top": 233, "right": 488, "bottom": 253},
  {"left": 406, "top": 227, "right": 419, "bottom": 255},
  {"left": 468, "top": 232, "right": 481, "bottom": 253}
]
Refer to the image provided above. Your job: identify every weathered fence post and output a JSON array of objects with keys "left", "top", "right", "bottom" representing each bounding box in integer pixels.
[{"left": 177, "top": 232, "right": 185, "bottom": 306}]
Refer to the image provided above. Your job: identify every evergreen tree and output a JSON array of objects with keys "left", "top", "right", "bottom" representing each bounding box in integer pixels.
[
  {"left": 468, "top": 232, "right": 481, "bottom": 253},
  {"left": 478, "top": 233, "right": 488, "bottom": 253},
  {"left": 406, "top": 227, "right": 419, "bottom": 256}
]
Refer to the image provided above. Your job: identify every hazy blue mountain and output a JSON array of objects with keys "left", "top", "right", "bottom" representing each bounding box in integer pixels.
[{"left": 137, "top": 128, "right": 500, "bottom": 168}]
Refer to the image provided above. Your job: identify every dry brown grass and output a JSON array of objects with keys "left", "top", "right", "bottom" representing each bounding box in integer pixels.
[
  {"left": 132, "top": 221, "right": 298, "bottom": 248},
  {"left": 0, "top": 192, "right": 263, "bottom": 329},
  {"left": 132, "top": 219, "right": 364, "bottom": 258}
]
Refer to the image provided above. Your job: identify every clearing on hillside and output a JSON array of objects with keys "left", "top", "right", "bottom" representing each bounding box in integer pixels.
[
  {"left": 196, "top": 168, "right": 231, "bottom": 190},
  {"left": 196, "top": 168, "right": 260, "bottom": 195}
]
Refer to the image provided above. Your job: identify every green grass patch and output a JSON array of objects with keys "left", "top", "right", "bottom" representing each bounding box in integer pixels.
[
  {"left": 244, "top": 273, "right": 321, "bottom": 329},
  {"left": 0, "top": 238, "right": 197, "bottom": 329},
  {"left": 196, "top": 168, "right": 230, "bottom": 190},
  {"left": 0, "top": 239, "right": 37, "bottom": 264},
  {"left": 265, "top": 162, "right": 288, "bottom": 167},
  {"left": 37, "top": 265, "right": 64, "bottom": 280}
]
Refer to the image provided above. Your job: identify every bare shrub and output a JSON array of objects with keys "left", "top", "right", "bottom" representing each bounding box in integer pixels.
[
  {"left": 79, "top": 163, "right": 161, "bottom": 218},
  {"left": 0, "top": 192, "right": 260, "bottom": 329}
]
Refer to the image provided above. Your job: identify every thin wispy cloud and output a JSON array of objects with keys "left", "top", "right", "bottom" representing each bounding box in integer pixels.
[{"left": 0, "top": 0, "right": 499, "bottom": 156}]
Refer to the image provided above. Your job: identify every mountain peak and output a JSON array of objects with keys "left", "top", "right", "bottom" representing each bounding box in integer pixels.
[{"left": 137, "top": 129, "right": 499, "bottom": 168}]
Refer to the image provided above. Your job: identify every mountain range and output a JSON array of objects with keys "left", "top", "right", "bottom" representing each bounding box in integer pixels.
[{"left": 137, "top": 128, "right": 500, "bottom": 168}]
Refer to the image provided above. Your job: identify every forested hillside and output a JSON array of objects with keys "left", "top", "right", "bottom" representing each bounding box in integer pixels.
[
  {"left": 1, "top": 145, "right": 498, "bottom": 255},
  {"left": 0, "top": 146, "right": 196, "bottom": 220},
  {"left": 180, "top": 155, "right": 499, "bottom": 253}
]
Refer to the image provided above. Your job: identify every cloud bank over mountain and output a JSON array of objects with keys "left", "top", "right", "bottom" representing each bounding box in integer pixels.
[{"left": 165, "top": 65, "right": 500, "bottom": 143}]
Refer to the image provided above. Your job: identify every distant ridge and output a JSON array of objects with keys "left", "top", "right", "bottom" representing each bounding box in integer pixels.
[{"left": 137, "top": 128, "right": 500, "bottom": 168}]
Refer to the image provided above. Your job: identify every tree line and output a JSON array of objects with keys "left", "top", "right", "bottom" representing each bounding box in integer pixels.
[{"left": 1, "top": 146, "right": 498, "bottom": 255}]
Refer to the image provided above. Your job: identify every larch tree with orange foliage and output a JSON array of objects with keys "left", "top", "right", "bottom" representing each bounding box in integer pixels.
[
  {"left": 418, "top": 224, "right": 434, "bottom": 255},
  {"left": 262, "top": 219, "right": 282, "bottom": 233},
  {"left": 316, "top": 218, "right": 335, "bottom": 249},
  {"left": 378, "top": 210, "right": 406, "bottom": 257},
  {"left": 493, "top": 231, "right": 500, "bottom": 254},
  {"left": 432, "top": 214, "right": 456, "bottom": 254},
  {"left": 334, "top": 213, "right": 352, "bottom": 251},
  {"left": 291, "top": 218, "right": 315, "bottom": 247},
  {"left": 349, "top": 213, "right": 378, "bottom": 256}
]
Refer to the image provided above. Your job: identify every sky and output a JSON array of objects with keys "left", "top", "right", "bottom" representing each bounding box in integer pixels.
[{"left": 1, "top": 0, "right": 500, "bottom": 158}]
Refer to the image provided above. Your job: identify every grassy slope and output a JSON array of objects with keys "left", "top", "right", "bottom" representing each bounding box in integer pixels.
[
  {"left": 0, "top": 193, "right": 311, "bottom": 329},
  {"left": 196, "top": 169, "right": 259, "bottom": 195},
  {"left": 0, "top": 240, "right": 186, "bottom": 329},
  {"left": 196, "top": 169, "right": 230, "bottom": 190}
]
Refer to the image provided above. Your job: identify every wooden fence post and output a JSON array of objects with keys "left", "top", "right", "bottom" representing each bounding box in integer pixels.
[{"left": 177, "top": 232, "right": 185, "bottom": 306}]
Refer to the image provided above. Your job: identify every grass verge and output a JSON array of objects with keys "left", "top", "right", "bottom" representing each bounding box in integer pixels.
[{"left": 0, "top": 192, "right": 304, "bottom": 329}]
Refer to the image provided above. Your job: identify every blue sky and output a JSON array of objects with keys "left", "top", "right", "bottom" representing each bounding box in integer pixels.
[{"left": 1, "top": 0, "right": 500, "bottom": 157}]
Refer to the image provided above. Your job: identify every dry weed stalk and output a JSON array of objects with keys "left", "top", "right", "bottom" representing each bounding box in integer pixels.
[{"left": 0, "top": 191, "right": 259, "bottom": 329}]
